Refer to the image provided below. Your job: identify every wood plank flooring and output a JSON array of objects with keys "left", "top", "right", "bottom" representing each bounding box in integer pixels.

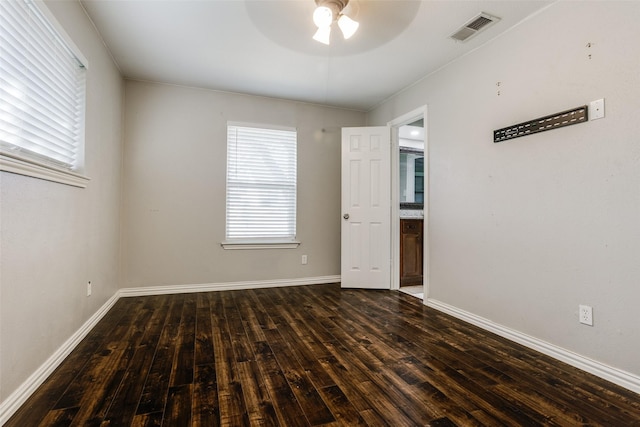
[{"left": 7, "top": 283, "right": 640, "bottom": 426}]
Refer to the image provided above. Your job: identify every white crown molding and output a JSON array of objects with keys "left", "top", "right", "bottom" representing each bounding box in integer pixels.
[{"left": 426, "top": 298, "right": 640, "bottom": 395}]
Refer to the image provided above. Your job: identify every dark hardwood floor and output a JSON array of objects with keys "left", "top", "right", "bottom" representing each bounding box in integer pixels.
[{"left": 7, "top": 283, "right": 640, "bottom": 426}]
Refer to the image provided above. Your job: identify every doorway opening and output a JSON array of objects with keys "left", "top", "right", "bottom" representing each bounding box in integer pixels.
[{"left": 389, "top": 106, "right": 427, "bottom": 302}]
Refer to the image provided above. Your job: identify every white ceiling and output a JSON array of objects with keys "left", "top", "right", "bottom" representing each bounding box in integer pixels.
[{"left": 80, "top": 0, "right": 553, "bottom": 111}]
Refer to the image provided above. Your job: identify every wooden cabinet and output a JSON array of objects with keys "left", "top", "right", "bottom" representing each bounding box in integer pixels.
[{"left": 400, "top": 219, "right": 423, "bottom": 286}]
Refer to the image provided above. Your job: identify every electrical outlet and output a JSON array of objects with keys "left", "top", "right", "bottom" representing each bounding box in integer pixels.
[
  {"left": 87, "top": 281, "right": 92, "bottom": 297},
  {"left": 301, "top": 255, "right": 308, "bottom": 265},
  {"left": 579, "top": 304, "right": 593, "bottom": 326}
]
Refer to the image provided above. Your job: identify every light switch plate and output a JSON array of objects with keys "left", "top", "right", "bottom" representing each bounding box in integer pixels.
[{"left": 590, "top": 98, "right": 605, "bottom": 120}]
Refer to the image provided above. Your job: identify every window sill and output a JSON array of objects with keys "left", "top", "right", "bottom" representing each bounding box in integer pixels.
[
  {"left": 0, "top": 151, "right": 90, "bottom": 188},
  {"left": 221, "top": 240, "right": 301, "bottom": 250}
]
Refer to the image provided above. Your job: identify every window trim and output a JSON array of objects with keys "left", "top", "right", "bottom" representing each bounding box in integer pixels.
[
  {"left": 0, "top": 0, "right": 89, "bottom": 187},
  {"left": 0, "top": 150, "right": 90, "bottom": 188},
  {"left": 222, "top": 121, "right": 299, "bottom": 250},
  {"left": 220, "top": 239, "right": 300, "bottom": 250}
]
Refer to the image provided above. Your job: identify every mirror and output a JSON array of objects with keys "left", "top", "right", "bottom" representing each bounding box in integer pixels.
[
  {"left": 399, "top": 122, "right": 424, "bottom": 210},
  {"left": 400, "top": 148, "right": 424, "bottom": 208}
]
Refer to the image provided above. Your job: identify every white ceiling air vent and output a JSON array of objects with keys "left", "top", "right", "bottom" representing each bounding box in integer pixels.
[{"left": 449, "top": 12, "right": 500, "bottom": 42}]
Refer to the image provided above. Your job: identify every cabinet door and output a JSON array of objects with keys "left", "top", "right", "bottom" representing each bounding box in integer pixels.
[{"left": 400, "top": 219, "right": 423, "bottom": 286}]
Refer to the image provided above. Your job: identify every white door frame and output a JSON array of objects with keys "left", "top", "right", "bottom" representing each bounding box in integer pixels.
[{"left": 389, "top": 106, "right": 428, "bottom": 302}]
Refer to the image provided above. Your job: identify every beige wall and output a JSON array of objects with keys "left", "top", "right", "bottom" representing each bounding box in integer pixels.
[
  {"left": 0, "top": 0, "right": 123, "bottom": 401},
  {"left": 3, "top": 0, "right": 639, "bottom": 412},
  {"left": 121, "top": 81, "right": 366, "bottom": 288},
  {"left": 369, "top": 1, "right": 640, "bottom": 376}
]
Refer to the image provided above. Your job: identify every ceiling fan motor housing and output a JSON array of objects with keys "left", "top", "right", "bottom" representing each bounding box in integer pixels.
[{"left": 315, "top": 0, "right": 350, "bottom": 18}]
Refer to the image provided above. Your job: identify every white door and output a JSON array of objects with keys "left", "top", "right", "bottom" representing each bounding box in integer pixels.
[{"left": 341, "top": 126, "right": 391, "bottom": 289}]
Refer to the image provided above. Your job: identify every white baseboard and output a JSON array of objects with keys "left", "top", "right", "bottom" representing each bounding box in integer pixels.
[
  {"left": 0, "top": 293, "right": 120, "bottom": 426},
  {"left": 118, "top": 275, "right": 340, "bottom": 297},
  {"left": 7, "top": 279, "right": 635, "bottom": 425},
  {"left": 426, "top": 298, "right": 640, "bottom": 395},
  {"left": 0, "top": 275, "right": 339, "bottom": 425}
]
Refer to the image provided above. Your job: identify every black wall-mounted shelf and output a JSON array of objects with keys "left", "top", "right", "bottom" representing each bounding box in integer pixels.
[{"left": 494, "top": 105, "right": 588, "bottom": 143}]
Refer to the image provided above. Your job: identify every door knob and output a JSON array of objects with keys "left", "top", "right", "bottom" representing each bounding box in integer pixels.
[{"left": 343, "top": 213, "right": 350, "bottom": 220}]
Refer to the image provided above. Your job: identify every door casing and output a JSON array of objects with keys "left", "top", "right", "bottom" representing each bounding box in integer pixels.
[{"left": 389, "top": 106, "right": 428, "bottom": 302}]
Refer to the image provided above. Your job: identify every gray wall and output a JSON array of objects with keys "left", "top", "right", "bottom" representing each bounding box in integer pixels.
[
  {"left": 0, "top": 1, "right": 124, "bottom": 401},
  {"left": 369, "top": 1, "right": 640, "bottom": 376},
  {"left": 121, "top": 81, "right": 366, "bottom": 288}
]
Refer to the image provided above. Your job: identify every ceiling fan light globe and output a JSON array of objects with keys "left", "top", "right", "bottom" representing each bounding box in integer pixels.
[
  {"left": 313, "top": 26, "right": 331, "bottom": 45},
  {"left": 338, "top": 14, "right": 359, "bottom": 39},
  {"left": 313, "top": 6, "right": 333, "bottom": 28}
]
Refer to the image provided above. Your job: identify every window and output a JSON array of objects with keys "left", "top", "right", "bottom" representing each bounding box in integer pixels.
[
  {"left": 223, "top": 123, "right": 298, "bottom": 249},
  {"left": 0, "top": 0, "right": 88, "bottom": 187}
]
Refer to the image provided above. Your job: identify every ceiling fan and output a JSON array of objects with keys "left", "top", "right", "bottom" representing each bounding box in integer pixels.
[{"left": 312, "top": 0, "right": 359, "bottom": 45}]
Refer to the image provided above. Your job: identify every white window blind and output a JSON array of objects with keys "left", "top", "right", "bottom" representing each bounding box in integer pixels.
[
  {"left": 0, "top": 0, "right": 86, "bottom": 171},
  {"left": 226, "top": 124, "right": 297, "bottom": 242}
]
